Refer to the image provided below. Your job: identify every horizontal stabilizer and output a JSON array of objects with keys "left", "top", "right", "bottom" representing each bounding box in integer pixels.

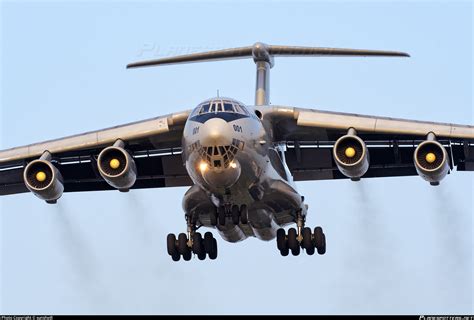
[{"left": 127, "top": 42, "right": 409, "bottom": 69}]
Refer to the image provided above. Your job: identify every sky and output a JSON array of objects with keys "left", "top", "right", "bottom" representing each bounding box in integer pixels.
[{"left": 0, "top": 0, "right": 472, "bottom": 315}]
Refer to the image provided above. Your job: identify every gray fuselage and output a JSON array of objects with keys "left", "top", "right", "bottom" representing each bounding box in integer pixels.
[{"left": 181, "top": 97, "right": 305, "bottom": 242}]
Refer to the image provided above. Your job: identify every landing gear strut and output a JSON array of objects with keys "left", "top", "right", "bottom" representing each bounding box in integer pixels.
[
  {"left": 167, "top": 213, "right": 218, "bottom": 261},
  {"left": 276, "top": 211, "right": 326, "bottom": 256}
]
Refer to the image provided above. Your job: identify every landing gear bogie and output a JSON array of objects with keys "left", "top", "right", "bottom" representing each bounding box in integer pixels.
[
  {"left": 166, "top": 213, "right": 219, "bottom": 262},
  {"left": 167, "top": 231, "right": 218, "bottom": 261},
  {"left": 275, "top": 211, "right": 326, "bottom": 257}
]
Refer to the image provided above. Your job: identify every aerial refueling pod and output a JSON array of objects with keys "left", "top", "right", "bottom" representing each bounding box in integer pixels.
[
  {"left": 333, "top": 128, "right": 369, "bottom": 179},
  {"left": 413, "top": 133, "right": 449, "bottom": 185},
  {"left": 23, "top": 151, "right": 64, "bottom": 203},
  {"left": 97, "top": 140, "right": 137, "bottom": 190}
]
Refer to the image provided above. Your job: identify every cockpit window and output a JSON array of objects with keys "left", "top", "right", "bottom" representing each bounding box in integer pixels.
[
  {"left": 234, "top": 104, "right": 249, "bottom": 115},
  {"left": 199, "top": 104, "right": 210, "bottom": 114},
  {"left": 192, "top": 99, "right": 249, "bottom": 116},
  {"left": 223, "top": 103, "right": 234, "bottom": 112}
]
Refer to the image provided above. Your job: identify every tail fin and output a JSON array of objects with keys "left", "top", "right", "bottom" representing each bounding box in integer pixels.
[
  {"left": 126, "top": 42, "right": 409, "bottom": 69},
  {"left": 127, "top": 42, "right": 409, "bottom": 106}
]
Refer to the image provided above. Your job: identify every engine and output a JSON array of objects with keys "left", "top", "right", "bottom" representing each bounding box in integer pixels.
[
  {"left": 333, "top": 132, "right": 369, "bottom": 179},
  {"left": 23, "top": 159, "right": 64, "bottom": 202},
  {"left": 414, "top": 140, "right": 449, "bottom": 184},
  {"left": 97, "top": 145, "right": 137, "bottom": 190}
]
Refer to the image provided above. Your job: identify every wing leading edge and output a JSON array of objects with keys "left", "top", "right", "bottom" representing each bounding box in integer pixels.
[
  {"left": 0, "top": 110, "right": 192, "bottom": 196},
  {"left": 264, "top": 106, "right": 474, "bottom": 181}
]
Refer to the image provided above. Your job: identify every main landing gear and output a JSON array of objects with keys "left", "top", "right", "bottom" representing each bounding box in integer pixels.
[
  {"left": 167, "top": 214, "right": 218, "bottom": 261},
  {"left": 276, "top": 211, "right": 326, "bottom": 256}
]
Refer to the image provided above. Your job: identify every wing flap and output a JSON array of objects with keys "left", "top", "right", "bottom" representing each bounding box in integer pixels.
[
  {"left": 285, "top": 142, "right": 472, "bottom": 182},
  {"left": 0, "top": 151, "right": 192, "bottom": 196}
]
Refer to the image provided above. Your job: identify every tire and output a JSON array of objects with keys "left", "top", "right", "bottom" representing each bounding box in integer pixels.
[
  {"left": 317, "top": 233, "right": 326, "bottom": 255},
  {"left": 171, "top": 251, "right": 180, "bottom": 261},
  {"left": 218, "top": 206, "right": 226, "bottom": 226},
  {"left": 287, "top": 228, "right": 300, "bottom": 256},
  {"left": 240, "top": 205, "right": 248, "bottom": 224},
  {"left": 231, "top": 205, "right": 240, "bottom": 225},
  {"left": 209, "top": 238, "right": 218, "bottom": 260},
  {"left": 197, "top": 251, "right": 206, "bottom": 260},
  {"left": 182, "top": 249, "right": 192, "bottom": 261},
  {"left": 203, "top": 232, "right": 214, "bottom": 254},
  {"left": 192, "top": 232, "right": 204, "bottom": 256},
  {"left": 314, "top": 226, "right": 324, "bottom": 251},
  {"left": 166, "top": 233, "right": 177, "bottom": 256},
  {"left": 279, "top": 247, "right": 289, "bottom": 257},
  {"left": 302, "top": 227, "right": 315, "bottom": 255},
  {"left": 210, "top": 207, "right": 218, "bottom": 226},
  {"left": 276, "top": 228, "right": 287, "bottom": 251},
  {"left": 302, "top": 227, "right": 312, "bottom": 249},
  {"left": 178, "top": 233, "right": 189, "bottom": 255}
]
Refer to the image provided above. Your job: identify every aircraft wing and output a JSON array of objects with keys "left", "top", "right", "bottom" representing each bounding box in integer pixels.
[
  {"left": 264, "top": 106, "right": 474, "bottom": 181},
  {"left": 0, "top": 110, "right": 193, "bottom": 196}
]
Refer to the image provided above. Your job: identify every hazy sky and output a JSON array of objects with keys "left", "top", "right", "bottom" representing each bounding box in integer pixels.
[{"left": 0, "top": 0, "right": 472, "bottom": 315}]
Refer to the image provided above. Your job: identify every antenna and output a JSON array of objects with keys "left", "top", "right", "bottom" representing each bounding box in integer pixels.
[
  {"left": 127, "top": 42, "right": 409, "bottom": 106},
  {"left": 217, "top": 89, "right": 220, "bottom": 98}
]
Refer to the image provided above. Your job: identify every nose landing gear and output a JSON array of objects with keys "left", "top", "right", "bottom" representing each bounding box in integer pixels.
[
  {"left": 276, "top": 211, "right": 326, "bottom": 257},
  {"left": 217, "top": 204, "right": 248, "bottom": 226}
]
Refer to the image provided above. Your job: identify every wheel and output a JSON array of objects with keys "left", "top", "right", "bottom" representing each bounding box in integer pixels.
[
  {"left": 276, "top": 228, "right": 287, "bottom": 251},
  {"left": 171, "top": 251, "right": 180, "bottom": 261},
  {"left": 279, "top": 247, "right": 289, "bottom": 257},
  {"left": 210, "top": 207, "right": 218, "bottom": 226},
  {"left": 166, "top": 233, "right": 177, "bottom": 256},
  {"left": 287, "top": 228, "right": 300, "bottom": 256},
  {"left": 209, "top": 238, "right": 218, "bottom": 260},
  {"left": 197, "top": 251, "right": 206, "bottom": 260},
  {"left": 218, "top": 206, "right": 226, "bottom": 226},
  {"left": 231, "top": 205, "right": 240, "bottom": 225},
  {"left": 192, "top": 232, "right": 204, "bottom": 256},
  {"left": 240, "top": 204, "right": 248, "bottom": 224},
  {"left": 317, "top": 232, "right": 326, "bottom": 255},
  {"left": 302, "top": 227, "right": 315, "bottom": 255},
  {"left": 177, "top": 233, "right": 189, "bottom": 255},
  {"left": 314, "top": 226, "right": 324, "bottom": 253},
  {"left": 203, "top": 232, "right": 214, "bottom": 254}
]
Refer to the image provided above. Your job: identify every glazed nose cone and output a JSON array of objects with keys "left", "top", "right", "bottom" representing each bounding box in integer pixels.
[
  {"left": 202, "top": 160, "right": 241, "bottom": 188},
  {"left": 200, "top": 118, "right": 233, "bottom": 146}
]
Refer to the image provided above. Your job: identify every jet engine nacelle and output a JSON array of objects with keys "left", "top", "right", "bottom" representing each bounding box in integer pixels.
[
  {"left": 23, "top": 159, "right": 64, "bottom": 202},
  {"left": 97, "top": 146, "right": 137, "bottom": 190},
  {"left": 333, "top": 133, "right": 369, "bottom": 179},
  {"left": 414, "top": 140, "right": 449, "bottom": 184}
]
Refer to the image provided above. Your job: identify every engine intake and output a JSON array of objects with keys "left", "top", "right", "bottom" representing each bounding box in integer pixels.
[
  {"left": 23, "top": 159, "right": 64, "bottom": 202},
  {"left": 98, "top": 145, "right": 137, "bottom": 190},
  {"left": 333, "top": 133, "right": 369, "bottom": 179},
  {"left": 414, "top": 140, "right": 449, "bottom": 184}
]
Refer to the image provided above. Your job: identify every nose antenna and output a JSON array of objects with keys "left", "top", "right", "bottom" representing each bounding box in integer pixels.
[{"left": 127, "top": 42, "right": 409, "bottom": 106}]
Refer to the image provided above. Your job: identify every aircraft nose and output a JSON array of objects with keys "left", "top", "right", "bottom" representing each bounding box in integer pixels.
[{"left": 200, "top": 118, "right": 233, "bottom": 146}]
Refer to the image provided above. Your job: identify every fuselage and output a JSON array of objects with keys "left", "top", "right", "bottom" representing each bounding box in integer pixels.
[{"left": 181, "top": 97, "right": 305, "bottom": 242}]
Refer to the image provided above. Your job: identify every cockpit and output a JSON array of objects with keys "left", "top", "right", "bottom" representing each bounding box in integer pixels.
[{"left": 190, "top": 98, "right": 249, "bottom": 117}]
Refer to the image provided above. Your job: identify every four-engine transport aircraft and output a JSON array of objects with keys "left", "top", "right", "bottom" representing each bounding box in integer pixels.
[{"left": 1, "top": 42, "right": 473, "bottom": 261}]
